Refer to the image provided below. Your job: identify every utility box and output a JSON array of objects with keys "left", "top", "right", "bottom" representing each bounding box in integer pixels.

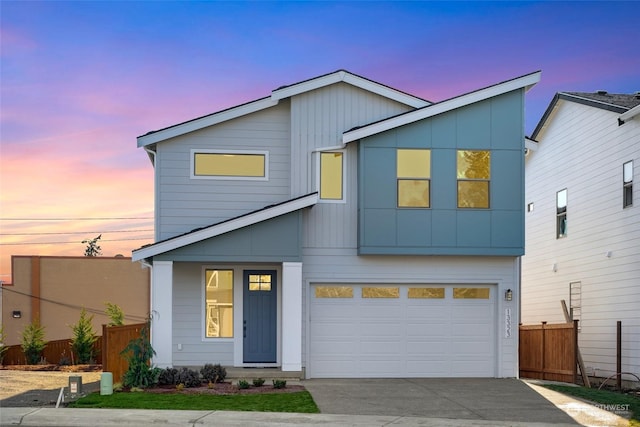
[
  {"left": 100, "top": 372, "right": 113, "bottom": 395},
  {"left": 68, "top": 376, "right": 82, "bottom": 397}
]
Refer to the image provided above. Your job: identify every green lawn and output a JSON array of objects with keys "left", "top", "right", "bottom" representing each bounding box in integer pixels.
[
  {"left": 543, "top": 384, "right": 639, "bottom": 425},
  {"left": 69, "top": 390, "right": 319, "bottom": 413}
]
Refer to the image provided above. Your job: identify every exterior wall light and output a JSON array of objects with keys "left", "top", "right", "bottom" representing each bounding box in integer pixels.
[
  {"left": 12, "top": 311, "right": 21, "bottom": 318},
  {"left": 504, "top": 289, "right": 513, "bottom": 302}
]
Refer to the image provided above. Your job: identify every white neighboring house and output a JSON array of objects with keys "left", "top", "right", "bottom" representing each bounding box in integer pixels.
[
  {"left": 522, "top": 91, "right": 640, "bottom": 384},
  {"left": 133, "top": 69, "right": 540, "bottom": 379}
]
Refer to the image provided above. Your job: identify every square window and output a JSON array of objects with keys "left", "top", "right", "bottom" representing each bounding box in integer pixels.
[
  {"left": 398, "top": 179, "right": 430, "bottom": 207},
  {"left": 457, "top": 181, "right": 489, "bottom": 208},
  {"left": 457, "top": 150, "right": 490, "bottom": 208}
]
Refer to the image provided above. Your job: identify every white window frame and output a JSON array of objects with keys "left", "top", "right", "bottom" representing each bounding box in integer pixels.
[
  {"left": 315, "top": 149, "right": 347, "bottom": 203},
  {"left": 623, "top": 160, "right": 633, "bottom": 208},
  {"left": 190, "top": 149, "right": 269, "bottom": 181}
]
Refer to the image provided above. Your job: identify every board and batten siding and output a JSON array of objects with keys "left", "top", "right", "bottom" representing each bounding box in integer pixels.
[
  {"left": 522, "top": 99, "right": 640, "bottom": 380},
  {"left": 290, "top": 82, "right": 415, "bottom": 250},
  {"left": 155, "top": 101, "right": 291, "bottom": 241},
  {"left": 300, "top": 251, "right": 520, "bottom": 378}
]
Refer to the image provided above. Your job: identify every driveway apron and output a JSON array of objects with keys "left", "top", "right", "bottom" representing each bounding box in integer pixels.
[{"left": 302, "top": 378, "right": 579, "bottom": 425}]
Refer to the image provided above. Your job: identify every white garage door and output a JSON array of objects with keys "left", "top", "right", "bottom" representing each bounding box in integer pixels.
[{"left": 309, "top": 284, "right": 496, "bottom": 378}]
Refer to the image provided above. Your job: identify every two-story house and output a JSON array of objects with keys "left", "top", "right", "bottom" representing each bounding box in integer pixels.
[
  {"left": 133, "top": 69, "right": 540, "bottom": 378},
  {"left": 522, "top": 91, "right": 640, "bottom": 385}
]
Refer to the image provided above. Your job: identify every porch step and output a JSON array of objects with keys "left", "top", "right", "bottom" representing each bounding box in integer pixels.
[{"left": 225, "top": 367, "right": 303, "bottom": 380}]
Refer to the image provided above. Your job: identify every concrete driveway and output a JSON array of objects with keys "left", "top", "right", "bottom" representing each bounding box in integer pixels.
[{"left": 302, "top": 378, "right": 579, "bottom": 425}]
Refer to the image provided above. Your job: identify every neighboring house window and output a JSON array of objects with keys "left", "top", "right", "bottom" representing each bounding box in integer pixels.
[
  {"left": 397, "top": 149, "right": 430, "bottom": 208},
  {"left": 192, "top": 149, "right": 268, "bottom": 180},
  {"left": 570, "top": 281, "right": 581, "bottom": 330},
  {"left": 457, "top": 150, "right": 490, "bottom": 208},
  {"left": 319, "top": 151, "right": 344, "bottom": 201},
  {"left": 205, "top": 269, "right": 234, "bottom": 338},
  {"left": 556, "top": 189, "right": 567, "bottom": 238},
  {"left": 623, "top": 160, "right": 633, "bottom": 208}
]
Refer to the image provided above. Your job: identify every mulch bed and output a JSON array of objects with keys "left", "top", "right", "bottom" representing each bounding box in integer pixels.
[
  {"left": 0, "top": 364, "right": 102, "bottom": 372},
  {"left": 144, "top": 381, "right": 305, "bottom": 395}
]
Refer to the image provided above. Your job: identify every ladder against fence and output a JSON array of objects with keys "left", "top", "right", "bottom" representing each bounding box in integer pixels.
[{"left": 519, "top": 320, "right": 578, "bottom": 384}]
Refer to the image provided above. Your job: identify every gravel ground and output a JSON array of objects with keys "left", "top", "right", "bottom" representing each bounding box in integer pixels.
[{"left": 0, "top": 370, "right": 102, "bottom": 407}]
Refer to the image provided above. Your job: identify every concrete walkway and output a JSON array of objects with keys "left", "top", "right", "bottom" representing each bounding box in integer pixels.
[{"left": 0, "top": 379, "right": 630, "bottom": 426}]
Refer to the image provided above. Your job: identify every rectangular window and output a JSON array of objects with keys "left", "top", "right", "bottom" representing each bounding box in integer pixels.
[
  {"left": 557, "top": 189, "right": 567, "bottom": 238},
  {"left": 315, "top": 286, "right": 353, "bottom": 298},
  {"left": 320, "top": 151, "right": 344, "bottom": 200},
  {"left": 362, "top": 287, "right": 400, "bottom": 298},
  {"left": 205, "top": 269, "right": 234, "bottom": 338},
  {"left": 623, "top": 161, "right": 633, "bottom": 208},
  {"left": 408, "top": 288, "right": 445, "bottom": 299},
  {"left": 453, "top": 287, "right": 490, "bottom": 299},
  {"left": 192, "top": 150, "right": 267, "bottom": 180},
  {"left": 457, "top": 150, "right": 490, "bottom": 208},
  {"left": 397, "top": 149, "right": 430, "bottom": 207}
]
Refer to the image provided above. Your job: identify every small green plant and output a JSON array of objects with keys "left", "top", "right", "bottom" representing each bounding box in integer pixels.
[
  {"left": 272, "top": 379, "right": 287, "bottom": 389},
  {"left": 70, "top": 308, "right": 98, "bottom": 364},
  {"left": 105, "top": 302, "right": 124, "bottom": 326},
  {"left": 176, "top": 367, "right": 201, "bottom": 388},
  {"left": 113, "top": 382, "right": 123, "bottom": 392},
  {"left": 120, "top": 322, "right": 160, "bottom": 389},
  {"left": 176, "top": 383, "right": 185, "bottom": 391},
  {"left": 238, "top": 379, "right": 250, "bottom": 389},
  {"left": 252, "top": 378, "right": 265, "bottom": 387},
  {"left": 200, "top": 363, "right": 226, "bottom": 383},
  {"left": 21, "top": 319, "right": 46, "bottom": 365},
  {"left": 0, "top": 324, "right": 8, "bottom": 364}
]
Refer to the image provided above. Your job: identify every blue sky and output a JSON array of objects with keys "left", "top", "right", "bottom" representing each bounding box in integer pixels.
[{"left": 1, "top": 1, "right": 638, "bottom": 280}]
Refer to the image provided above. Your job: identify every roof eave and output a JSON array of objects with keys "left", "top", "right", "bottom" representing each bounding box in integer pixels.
[
  {"left": 131, "top": 193, "right": 318, "bottom": 261},
  {"left": 619, "top": 104, "right": 640, "bottom": 124},
  {"left": 343, "top": 71, "right": 541, "bottom": 144}
]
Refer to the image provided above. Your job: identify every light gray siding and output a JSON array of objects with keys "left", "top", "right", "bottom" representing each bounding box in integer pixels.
[
  {"left": 156, "top": 101, "right": 291, "bottom": 240},
  {"left": 522, "top": 99, "right": 640, "bottom": 381},
  {"left": 290, "top": 82, "right": 414, "bottom": 249}
]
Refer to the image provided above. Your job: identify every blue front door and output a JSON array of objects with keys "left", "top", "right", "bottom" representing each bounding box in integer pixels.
[{"left": 243, "top": 270, "right": 277, "bottom": 363}]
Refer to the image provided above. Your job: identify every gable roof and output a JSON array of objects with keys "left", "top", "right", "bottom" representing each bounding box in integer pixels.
[
  {"left": 131, "top": 192, "right": 318, "bottom": 261},
  {"left": 531, "top": 91, "right": 640, "bottom": 140},
  {"left": 137, "top": 70, "right": 431, "bottom": 147},
  {"left": 342, "top": 71, "right": 541, "bottom": 143}
]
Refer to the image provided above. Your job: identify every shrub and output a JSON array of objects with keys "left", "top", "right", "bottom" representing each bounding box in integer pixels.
[
  {"left": 21, "top": 320, "right": 46, "bottom": 365},
  {"left": 252, "top": 378, "right": 265, "bottom": 387},
  {"left": 70, "top": 308, "right": 98, "bottom": 364},
  {"left": 158, "top": 367, "right": 180, "bottom": 385},
  {"left": 272, "top": 379, "right": 287, "bottom": 389},
  {"left": 200, "top": 363, "right": 226, "bottom": 383},
  {"left": 176, "top": 367, "right": 201, "bottom": 388},
  {"left": 120, "top": 322, "right": 160, "bottom": 389},
  {"left": 105, "top": 302, "right": 124, "bottom": 326},
  {"left": 58, "top": 350, "right": 71, "bottom": 366},
  {"left": 238, "top": 379, "right": 250, "bottom": 389}
]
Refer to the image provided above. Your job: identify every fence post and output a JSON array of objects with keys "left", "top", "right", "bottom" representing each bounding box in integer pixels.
[
  {"left": 541, "top": 322, "right": 546, "bottom": 380},
  {"left": 617, "top": 321, "right": 622, "bottom": 391},
  {"left": 572, "top": 320, "right": 578, "bottom": 384}
]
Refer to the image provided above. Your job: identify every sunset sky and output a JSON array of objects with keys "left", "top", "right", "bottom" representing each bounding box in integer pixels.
[{"left": 1, "top": 1, "right": 639, "bottom": 282}]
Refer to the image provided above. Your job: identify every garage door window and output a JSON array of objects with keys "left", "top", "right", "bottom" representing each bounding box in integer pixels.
[
  {"left": 408, "top": 288, "right": 445, "bottom": 299},
  {"left": 315, "top": 286, "right": 353, "bottom": 298},
  {"left": 362, "top": 287, "right": 399, "bottom": 298},
  {"left": 453, "top": 288, "right": 490, "bottom": 299}
]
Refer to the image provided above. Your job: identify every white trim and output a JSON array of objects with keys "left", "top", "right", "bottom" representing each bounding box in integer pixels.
[
  {"left": 150, "top": 261, "right": 173, "bottom": 368},
  {"left": 619, "top": 104, "right": 640, "bottom": 123},
  {"left": 132, "top": 193, "right": 318, "bottom": 261},
  {"left": 343, "top": 72, "right": 542, "bottom": 144},
  {"left": 271, "top": 70, "right": 430, "bottom": 108},
  {"left": 190, "top": 149, "right": 269, "bottom": 181},
  {"left": 316, "top": 149, "right": 347, "bottom": 204},
  {"left": 282, "top": 262, "right": 302, "bottom": 371},
  {"left": 137, "top": 98, "right": 279, "bottom": 147}
]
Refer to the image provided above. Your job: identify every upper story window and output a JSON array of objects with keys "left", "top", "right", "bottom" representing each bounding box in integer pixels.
[
  {"left": 397, "top": 149, "right": 431, "bottom": 208},
  {"left": 191, "top": 149, "right": 268, "bottom": 180},
  {"left": 556, "top": 188, "right": 567, "bottom": 238},
  {"left": 457, "top": 150, "right": 490, "bottom": 208},
  {"left": 319, "top": 151, "right": 344, "bottom": 201},
  {"left": 623, "top": 160, "right": 633, "bottom": 208}
]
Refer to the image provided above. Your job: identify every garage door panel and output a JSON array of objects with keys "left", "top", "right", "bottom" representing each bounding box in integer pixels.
[{"left": 310, "top": 284, "right": 496, "bottom": 378}]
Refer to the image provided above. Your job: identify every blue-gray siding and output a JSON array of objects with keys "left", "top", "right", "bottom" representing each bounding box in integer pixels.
[{"left": 358, "top": 90, "right": 525, "bottom": 256}]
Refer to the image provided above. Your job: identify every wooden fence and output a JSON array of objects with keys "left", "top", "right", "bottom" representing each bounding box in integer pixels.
[
  {"left": 519, "top": 320, "right": 578, "bottom": 383},
  {"left": 102, "top": 322, "right": 147, "bottom": 383},
  {"left": 2, "top": 337, "right": 103, "bottom": 366}
]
